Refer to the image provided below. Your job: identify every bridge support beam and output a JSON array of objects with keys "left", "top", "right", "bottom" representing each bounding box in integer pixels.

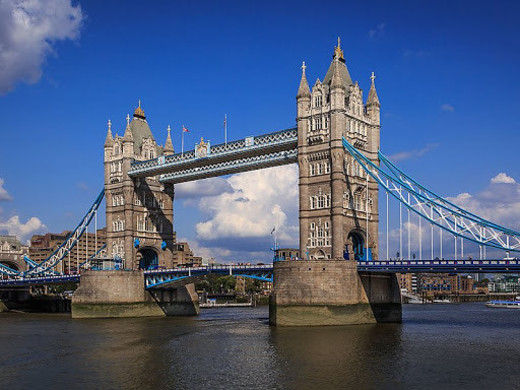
[
  {"left": 269, "top": 260, "right": 401, "bottom": 326},
  {"left": 71, "top": 270, "right": 199, "bottom": 319}
]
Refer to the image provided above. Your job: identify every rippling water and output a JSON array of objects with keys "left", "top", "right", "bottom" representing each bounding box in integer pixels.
[{"left": 1, "top": 304, "right": 519, "bottom": 389}]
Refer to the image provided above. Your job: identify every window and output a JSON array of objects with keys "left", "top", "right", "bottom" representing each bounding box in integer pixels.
[
  {"left": 310, "top": 197, "right": 316, "bottom": 209},
  {"left": 314, "top": 94, "right": 323, "bottom": 108},
  {"left": 317, "top": 163, "right": 323, "bottom": 175},
  {"left": 112, "top": 219, "right": 125, "bottom": 232},
  {"left": 325, "top": 161, "right": 330, "bottom": 174},
  {"left": 317, "top": 196, "right": 325, "bottom": 209},
  {"left": 309, "top": 164, "right": 315, "bottom": 176},
  {"left": 315, "top": 117, "right": 322, "bottom": 130}
]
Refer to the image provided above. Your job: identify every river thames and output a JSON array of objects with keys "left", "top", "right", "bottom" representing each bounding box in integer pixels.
[{"left": 1, "top": 303, "right": 518, "bottom": 389}]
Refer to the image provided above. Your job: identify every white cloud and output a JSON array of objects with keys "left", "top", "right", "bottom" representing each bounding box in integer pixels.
[
  {"left": 0, "top": 0, "right": 83, "bottom": 94},
  {"left": 77, "top": 182, "right": 89, "bottom": 192},
  {"left": 448, "top": 176, "right": 520, "bottom": 231},
  {"left": 175, "top": 177, "right": 232, "bottom": 199},
  {"left": 490, "top": 173, "right": 516, "bottom": 184},
  {"left": 0, "top": 178, "right": 13, "bottom": 201},
  {"left": 195, "top": 165, "right": 299, "bottom": 246},
  {"left": 441, "top": 104, "right": 455, "bottom": 112},
  {"left": 387, "top": 143, "right": 438, "bottom": 162},
  {"left": 0, "top": 215, "right": 47, "bottom": 243},
  {"left": 369, "top": 22, "right": 385, "bottom": 38},
  {"left": 177, "top": 236, "right": 231, "bottom": 263}
]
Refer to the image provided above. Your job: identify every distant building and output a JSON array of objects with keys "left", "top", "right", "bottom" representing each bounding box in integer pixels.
[
  {"left": 416, "top": 273, "right": 475, "bottom": 298},
  {"left": 235, "top": 276, "right": 246, "bottom": 294},
  {"left": 488, "top": 275, "right": 520, "bottom": 293},
  {"left": 396, "top": 273, "right": 417, "bottom": 293},
  {"left": 0, "top": 235, "right": 29, "bottom": 272},
  {"left": 275, "top": 248, "right": 300, "bottom": 260},
  {"left": 171, "top": 242, "right": 202, "bottom": 267},
  {"left": 30, "top": 228, "right": 107, "bottom": 273}
]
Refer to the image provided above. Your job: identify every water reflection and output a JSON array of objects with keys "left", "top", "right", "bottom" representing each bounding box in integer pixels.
[
  {"left": 270, "top": 323, "right": 404, "bottom": 389},
  {"left": 1, "top": 305, "right": 519, "bottom": 390}
]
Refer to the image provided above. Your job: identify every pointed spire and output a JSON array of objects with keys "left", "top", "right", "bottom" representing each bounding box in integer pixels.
[
  {"left": 331, "top": 57, "right": 345, "bottom": 91},
  {"left": 104, "top": 119, "right": 114, "bottom": 146},
  {"left": 297, "top": 61, "right": 311, "bottom": 99},
  {"left": 123, "top": 114, "right": 133, "bottom": 142},
  {"left": 367, "top": 71, "right": 380, "bottom": 106},
  {"left": 163, "top": 124, "right": 174, "bottom": 155}
]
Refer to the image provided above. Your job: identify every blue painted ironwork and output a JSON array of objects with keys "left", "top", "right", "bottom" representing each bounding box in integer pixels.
[
  {"left": 159, "top": 149, "right": 297, "bottom": 184},
  {"left": 2, "top": 258, "right": 520, "bottom": 289},
  {"left": 144, "top": 264, "right": 274, "bottom": 289},
  {"left": 342, "top": 137, "right": 520, "bottom": 253},
  {"left": 0, "top": 274, "right": 80, "bottom": 286},
  {"left": 0, "top": 190, "right": 105, "bottom": 278},
  {"left": 357, "top": 259, "right": 520, "bottom": 273},
  {"left": 127, "top": 128, "right": 298, "bottom": 182}
]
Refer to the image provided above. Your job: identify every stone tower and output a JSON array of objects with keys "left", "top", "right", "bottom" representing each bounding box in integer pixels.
[
  {"left": 297, "top": 39, "right": 381, "bottom": 261},
  {"left": 103, "top": 102, "right": 176, "bottom": 269}
]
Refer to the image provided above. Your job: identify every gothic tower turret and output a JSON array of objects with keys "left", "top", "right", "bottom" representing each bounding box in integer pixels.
[
  {"left": 296, "top": 39, "right": 380, "bottom": 261},
  {"left": 104, "top": 102, "right": 176, "bottom": 269}
]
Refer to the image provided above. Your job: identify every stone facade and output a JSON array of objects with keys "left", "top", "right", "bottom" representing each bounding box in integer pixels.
[
  {"left": 270, "top": 260, "right": 401, "bottom": 326},
  {"left": 104, "top": 103, "right": 176, "bottom": 269},
  {"left": 71, "top": 270, "right": 199, "bottom": 318},
  {"left": 297, "top": 39, "right": 380, "bottom": 261},
  {"left": 0, "top": 235, "right": 28, "bottom": 271}
]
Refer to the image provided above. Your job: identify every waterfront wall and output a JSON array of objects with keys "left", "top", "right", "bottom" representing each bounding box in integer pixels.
[
  {"left": 71, "top": 270, "right": 199, "bottom": 318},
  {"left": 269, "top": 260, "right": 401, "bottom": 326}
]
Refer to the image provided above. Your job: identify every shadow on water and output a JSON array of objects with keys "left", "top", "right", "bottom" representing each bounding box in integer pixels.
[{"left": 269, "top": 323, "right": 405, "bottom": 390}]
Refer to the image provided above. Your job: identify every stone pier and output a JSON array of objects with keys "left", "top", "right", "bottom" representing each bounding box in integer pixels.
[
  {"left": 71, "top": 270, "right": 199, "bottom": 319},
  {"left": 269, "top": 260, "right": 401, "bottom": 326}
]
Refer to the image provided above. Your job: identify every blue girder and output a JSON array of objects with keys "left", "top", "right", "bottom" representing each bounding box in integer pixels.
[
  {"left": 343, "top": 137, "right": 520, "bottom": 253},
  {"left": 144, "top": 264, "right": 274, "bottom": 289},
  {"left": 127, "top": 128, "right": 298, "bottom": 183}
]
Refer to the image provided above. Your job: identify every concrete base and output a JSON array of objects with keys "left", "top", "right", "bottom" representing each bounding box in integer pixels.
[
  {"left": 269, "top": 260, "right": 401, "bottom": 326},
  {"left": 71, "top": 270, "right": 199, "bottom": 319}
]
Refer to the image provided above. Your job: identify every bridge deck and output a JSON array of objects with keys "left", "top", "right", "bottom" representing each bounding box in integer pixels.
[{"left": 2, "top": 260, "right": 519, "bottom": 288}]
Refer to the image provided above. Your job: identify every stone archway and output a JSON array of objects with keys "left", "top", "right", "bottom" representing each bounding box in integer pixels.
[
  {"left": 347, "top": 230, "right": 365, "bottom": 260},
  {"left": 314, "top": 249, "right": 326, "bottom": 260},
  {"left": 138, "top": 248, "right": 158, "bottom": 270}
]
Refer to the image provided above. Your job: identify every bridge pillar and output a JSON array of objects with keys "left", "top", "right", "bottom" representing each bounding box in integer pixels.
[
  {"left": 269, "top": 260, "right": 401, "bottom": 326},
  {"left": 71, "top": 270, "right": 199, "bottom": 318}
]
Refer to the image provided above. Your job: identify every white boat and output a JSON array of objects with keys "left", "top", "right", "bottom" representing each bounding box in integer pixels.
[{"left": 486, "top": 297, "right": 520, "bottom": 309}]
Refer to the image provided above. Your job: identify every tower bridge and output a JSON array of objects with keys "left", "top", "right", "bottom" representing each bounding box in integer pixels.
[{"left": 2, "top": 39, "right": 520, "bottom": 325}]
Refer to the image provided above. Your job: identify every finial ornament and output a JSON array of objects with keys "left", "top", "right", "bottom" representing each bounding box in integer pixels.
[
  {"left": 167, "top": 124, "right": 171, "bottom": 134},
  {"left": 301, "top": 61, "right": 307, "bottom": 72},
  {"left": 126, "top": 114, "right": 130, "bottom": 126},
  {"left": 138, "top": 99, "right": 141, "bottom": 108},
  {"left": 371, "top": 71, "right": 376, "bottom": 84},
  {"left": 108, "top": 119, "right": 112, "bottom": 131},
  {"left": 334, "top": 37, "right": 344, "bottom": 60}
]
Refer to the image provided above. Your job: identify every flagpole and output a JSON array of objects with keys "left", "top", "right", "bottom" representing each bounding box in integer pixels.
[
  {"left": 224, "top": 114, "right": 227, "bottom": 145},
  {"left": 181, "top": 125, "right": 184, "bottom": 157}
]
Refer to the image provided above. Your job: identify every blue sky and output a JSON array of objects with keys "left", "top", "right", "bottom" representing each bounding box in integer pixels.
[{"left": 0, "top": 0, "right": 519, "bottom": 261}]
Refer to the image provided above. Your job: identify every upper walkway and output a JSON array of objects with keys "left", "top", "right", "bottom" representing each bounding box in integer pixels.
[{"left": 128, "top": 128, "right": 297, "bottom": 183}]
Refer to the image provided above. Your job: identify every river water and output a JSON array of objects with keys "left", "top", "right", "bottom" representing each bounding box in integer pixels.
[{"left": 1, "top": 303, "right": 519, "bottom": 390}]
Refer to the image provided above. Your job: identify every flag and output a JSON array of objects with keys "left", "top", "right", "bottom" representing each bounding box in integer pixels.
[
  {"left": 182, "top": 126, "right": 189, "bottom": 133},
  {"left": 271, "top": 227, "right": 276, "bottom": 235}
]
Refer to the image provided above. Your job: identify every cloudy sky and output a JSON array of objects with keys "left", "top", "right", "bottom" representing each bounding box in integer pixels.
[{"left": 0, "top": 0, "right": 519, "bottom": 261}]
